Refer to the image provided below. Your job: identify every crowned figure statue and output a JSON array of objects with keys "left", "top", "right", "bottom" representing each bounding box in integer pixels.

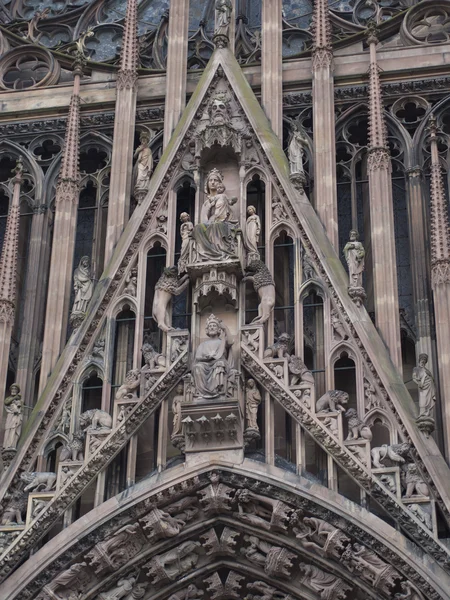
[
  {"left": 191, "top": 169, "right": 239, "bottom": 263},
  {"left": 192, "top": 314, "right": 235, "bottom": 400}
]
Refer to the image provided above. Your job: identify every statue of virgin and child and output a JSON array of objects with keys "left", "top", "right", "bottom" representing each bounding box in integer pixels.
[{"left": 190, "top": 168, "right": 239, "bottom": 262}]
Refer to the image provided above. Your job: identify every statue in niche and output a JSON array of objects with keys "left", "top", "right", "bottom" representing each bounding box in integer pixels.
[
  {"left": 152, "top": 267, "right": 189, "bottom": 332},
  {"left": 3, "top": 384, "right": 23, "bottom": 450},
  {"left": 245, "top": 379, "right": 261, "bottom": 431},
  {"left": 133, "top": 130, "right": 154, "bottom": 198},
  {"left": 343, "top": 230, "right": 365, "bottom": 289},
  {"left": 72, "top": 256, "right": 94, "bottom": 315},
  {"left": 172, "top": 383, "right": 185, "bottom": 436},
  {"left": 191, "top": 169, "right": 239, "bottom": 262},
  {"left": 245, "top": 205, "right": 261, "bottom": 263},
  {"left": 243, "top": 260, "right": 275, "bottom": 324},
  {"left": 243, "top": 139, "right": 260, "bottom": 165},
  {"left": 288, "top": 122, "right": 307, "bottom": 175},
  {"left": 412, "top": 353, "right": 436, "bottom": 418},
  {"left": 124, "top": 268, "right": 137, "bottom": 296},
  {"left": 215, "top": 0, "right": 233, "bottom": 37},
  {"left": 192, "top": 314, "right": 236, "bottom": 400},
  {"left": 178, "top": 212, "right": 194, "bottom": 274}
]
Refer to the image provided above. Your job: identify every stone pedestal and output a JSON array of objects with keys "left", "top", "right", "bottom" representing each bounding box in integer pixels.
[
  {"left": 57, "top": 461, "right": 83, "bottom": 491},
  {"left": 344, "top": 438, "right": 371, "bottom": 468},
  {"left": 372, "top": 467, "right": 402, "bottom": 499},
  {"left": 316, "top": 410, "right": 344, "bottom": 442},
  {"left": 26, "top": 492, "right": 54, "bottom": 526}
]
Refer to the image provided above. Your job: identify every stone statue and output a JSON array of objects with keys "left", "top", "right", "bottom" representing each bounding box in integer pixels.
[
  {"left": 192, "top": 314, "right": 235, "bottom": 400},
  {"left": 123, "top": 269, "right": 137, "bottom": 296},
  {"left": 115, "top": 369, "right": 140, "bottom": 402},
  {"left": 191, "top": 169, "right": 239, "bottom": 262},
  {"left": 178, "top": 212, "right": 194, "bottom": 274},
  {"left": 245, "top": 379, "right": 261, "bottom": 431},
  {"left": 142, "top": 342, "right": 166, "bottom": 370},
  {"left": 100, "top": 576, "right": 139, "bottom": 600},
  {"left": 20, "top": 471, "right": 57, "bottom": 492},
  {"left": 299, "top": 563, "right": 351, "bottom": 599},
  {"left": 245, "top": 205, "right": 261, "bottom": 263},
  {"left": 316, "top": 390, "right": 348, "bottom": 413},
  {"left": 215, "top": 0, "right": 232, "bottom": 37},
  {"left": 133, "top": 131, "right": 154, "bottom": 199},
  {"left": 331, "top": 309, "right": 348, "bottom": 340},
  {"left": 172, "top": 383, "right": 185, "bottom": 436},
  {"left": 3, "top": 383, "right": 23, "bottom": 449},
  {"left": 402, "top": 464, "right": 429, "bottom": 497},
  {"left": 343, "top": 230, "right": 365, "bottom": 289},
  {"left": 243, "top": 139, "right": 260, "bottom": 165},
  {"left": 243, "top": 260, "right": 275, "bottom": 324},
  {"left": 72, "top": 256, "right": 94, "bottom": 315},
  {"left": 344, "top": 408, "right": 372, "bottom": 441},
  {"left": 152, "top": 267, "right": 189, "bottom": 332},
  {"left": 291, "top": 514, "right": 350, "bottom": 558},
  {"left": 79, "top": 409, "right": 113, "bottom": 431},
  {"left": 412, "top": 354, "right": 436, "bottom": 418},
  {"left": 288, "top": 123, "right": 307, "bottom": 175},
  {"left": 371, "top": 443, "right": 410, "bottom": 468}
]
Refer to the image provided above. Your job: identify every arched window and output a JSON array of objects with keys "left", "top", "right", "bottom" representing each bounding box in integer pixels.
[
  {"left": 144, "top": 242, "right": 167, "bottom": 349},
  {"left": 112, "top": 307, "right": 136, "bottom": 401},
  {"left": 173, "top": 182, "right": 195, "bottom": 330},
  {"left": 273, "top": 231, "right": 295, "bottom": 335},
  {"left": 81, "top": 373, "right": 103, "bottom": 413},
  {"left": 334, "top": 352, "right": 357, "bottom": 411},
  {"left": 303, "top": 290, "right": 325, "bottom": 397}
]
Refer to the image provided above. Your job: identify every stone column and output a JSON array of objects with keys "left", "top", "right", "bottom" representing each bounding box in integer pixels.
[
  {"left": 261, "top": 0, "right": 282, "bottom": 138},
  {"left": 405, "top": 167, "right": 433, "bottom": 359},
  {"left": 311, "top": 0, "right": 338, "bottom": 250},
  {"left": 163, "top": 0, "right": 189, "bottom": 147},
  {"left": 428, "top": 115, "right": 450, "bottom": 458},
  {"left": 105, "top": 0, "right": 139, "bottom": 263},
  {"left": 15, "top": 204, "right": 50, "bottom": 408},
  {"left": 0, "top": 159, "right": 23, "bottom": 430},
  {"left": 39, "top": 67, "right": 82, "bottom": 394},
  {"left": 366, "top": 26, "right": 402, "bottom": 370}
]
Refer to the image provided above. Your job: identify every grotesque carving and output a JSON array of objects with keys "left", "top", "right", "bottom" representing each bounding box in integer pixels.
[
  {"left": 371, "top": 443, "right": 410, "bottom": 468},
  {"left": 1, "top": 491, "right": 27, "bottom": 525},
  {"left": 152, "top": 267, "right": 189, "bottom": 333},
  {"left": 115, "top": 369, "right": 140, "bottom": 402},
  {"left": 197, "top": 471, "right": 234, "bottom": 514},
  {"left": 316, "top": 390, "right": 348, "bottom": 414},
  {"left": 299, "top": 563, "right": 351, "bottom": 600},
  {"left": 20, "top": 471, "right": 57, "bottom": 492},
  {"left": 243, "top": 138, "right": 260, "bottom": 165},
  {"left": 402, "top": 464, "right": 429, "bottom": 498},
  {"left": 192, "top": 315, "right": 235, "bottom": 400},
  {"left": 59, "top": 432, "right": 84, "bottom": 462},
  {"left": 142, "top": 341, "right": 166, "bottom": 370},
  {"left": 234, "top": 489, "right": 293, "bottom": 530},
  {"left": 71, "top": 256, "right": 94, "bottom": 316},
  {"left": 412, "top": 353, "right": 436, "bottom": 418},
  {"left": 264, "top": 333, "right": 290, "bottom": 358},
  {"left": 245, "top": 379, "right": 261, "bottom": 432},
  {"left": 344, "top": 409, "right": 372, "bottom": 441},
  {"left": 145, "top": 541, "right": 201, "bottom": 584},
  {"left": 79, "top": 409, "right": 113, "bottom": 432},
  {"left": 288, "top": 355, "right": 314, "bottom": 388},
  {"left": 241, "top": 535, "right": 295, "bottom": 578},
  {"left": 343, "top": 230, "right": 365, "bottom": 289},
  {"left": 133, "top": 130, "right": 154, "bottom": 201},
  {"left": 123, "top": 268, "right": 137, "bottom": 296},
  {"left": 330, "top": 309, "right": 348, "bottom": 340},
  {"left": 243, "top": 260, "right": 275, "bottom": 325},
  {"left": 178, "top": 212, "right": 194, "bottom": 275},
  {"left": 245, "top": 206, "right": 261, "bottom": 263},
  {"left": 291, "top": 514, "right": 350, "bottom": 559},
  {"left": 3, "top": 383, "right": 23, "bottom": 450}
]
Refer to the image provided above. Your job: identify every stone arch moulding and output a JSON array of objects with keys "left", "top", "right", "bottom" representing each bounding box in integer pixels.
[{"left": 2, "top": 461, "right": 448, "bottom": 600}]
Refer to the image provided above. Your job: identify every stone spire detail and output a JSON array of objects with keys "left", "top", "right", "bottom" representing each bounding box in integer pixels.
[
  {"left": 0, "top": 159, "right": 23, "bottom": 324},
  {"left": 367, "top": 24, "right": 388, "bottom": 158},
  {"left": 429, "top": 115, "right": 450, "bottom": 287},
  {"left": 311, "top": 0, "right": 333, "bottom": 69},
  {"left": 117, "top": 0, "right": 139, "bottom": 90},
  {"left": 55, "top": 81, "right": 81, "bottom": 203}
]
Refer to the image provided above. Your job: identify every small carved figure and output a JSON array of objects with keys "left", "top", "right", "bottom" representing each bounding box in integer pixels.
[
  {"left": 245, "top": 379, "right": 261, "bottom": 431},
  {"left": 343, "top": 230, "right": 365, "bottom": 289},
  {"left": 344, "top": 408, "right": 372, "bottom": 441},
  {"left": 263, "top": 333, "right": 291, "bottom": 358},
  {"left": 169, "top": 584, "right": 204, "bottom": 600},
  {"left": 371, "top": 442, "right": 411, "bottom": 469},
  {"left": 291, "top": 515, "right": 350, "bottom": 558},
  {"left": 402, "top": 463, "right": 429, "bottom": 498},
  {"left": 316, "top": 390, "right": 348, "bottom": 413},
  {"left": 395, "top": 581, "right": 426, "bottom": 600},
  {"left": 152, "top": 267, "right": 189, "bottom": 332},
  {"left": 302, "top": 251, "right": 315, "bottom": 281},
  {"left": 241, "top": 535, "right": 295, "bottom": 578},
  {"left": 242, "top": 328, "right": 260, "bottom": 353},
  {"left": 288, "top": 355, "right": 314, "bottom": 387},
  {"left": 124, "top": 269, "right": 137, "bottom": 296},
  {"left": 234, "top": 489, "right": 293, "bottom": 531},
  {"left": 243, "top": 138, "right": 260, "bottom": 165},
  {"left": 142, "top": 341, "right": 166, "bottom": 370},
  {"left": 115, "top": 369, "right": 140, "bottom": 402},
  {"left": 412, "top": 353, "right": 436, "bottom": 418},
  {"left": 100, "top": 576, "right": 139, "bottom": 600},
  {"left": 181, "top": 143, "right": 196, "bottom": 171},
  {"left": 56, "top": 399, "right": 72, "bottom": 433},
  {"left": 178, "top": 212, "right": 194, "bottom": 274},
  {"left": 246, "top": 205, "right": 261, "bottom": 263},
  {"left": 364, "top": 378, "right": 379, "bottom": 410},
  {"left": 1, "top": 492, "right": 27, "bottom": 525},
  {"left": 72, "top": 256, "right": 94, "bottom": 315},
  {"left": 3, "top": 383, "right": 23, "bottom": 449},
  {"left": 197, "top": 471, "right": 234, "bottom": 514},
  {"left": 146, "top": 541, "right": 201, "bottom": 583},
  {"left": 193, "top": 315, "right": 235, "bottom": 399},
  {"left": 79, "top": 409, "right": 113, "bottom": 432},
  {"left": 133, "top": 131, "right": 154, "bottom": 198},
  {"left": 288, "top": 122, "right": 307, "bottom": 175},
  {"left": 59, "top": 432, "right": 84, "bottom": 462},
  {"left": 246, "top": 581, "right": 288, "bottom": 600},
  {"left": 243, "top": 260, "right": 275, "bottom": 324},
  {"left": 74, "top": 28, "right": 94, "bottom": 61},
  {"left": 341, "top": 543, "right": 399, "bottom": 593},
  {"left": 91, "top": 338, "right": 105, "bottom": 362},
  {"left": 215, "top": 0, "right": 233, "bottom": 37},
  {"left": 331, "top": 309, "right": 348, "bottom": 340},
  {"left": 299, "top": 563, "right": 351, "bottom": 599},
  {"left": 408, "top": 504, "right": 432, "bottom": 531},
  {"left": 272, "top": 197, "right": 287, "bottom": 223},
  {"left": 269, "top": 363, "right": 284, "bottom": 379},
  {"left": 20, "top": 471, "right": 57, "bottom": 492},
  {"left": 172, "top": 383, "right": 185, "bottom": 436}
]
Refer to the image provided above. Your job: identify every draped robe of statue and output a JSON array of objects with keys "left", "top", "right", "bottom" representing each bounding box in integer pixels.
[
  {"left": 72, "top": 256, "right": 93, "bottom": 314},
  {"left": 3, "top": 385, "right": 23, "bottom": 449},
  {"left": 192, "top": 171, "right": 239, "bottom": 262},
  {"left": 343, "top": 232, "right": 365, "bottom": 289},
  {"left": 412, "top": 355, "right": 436, "bottom": 417}
]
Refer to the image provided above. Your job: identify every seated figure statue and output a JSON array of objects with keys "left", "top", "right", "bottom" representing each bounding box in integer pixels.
[
  {"left": 191, "top": 168, "right": 239, "bottom": 262},
  {"left": 192, "top": 314, "right": 235, "bottom": 400}
]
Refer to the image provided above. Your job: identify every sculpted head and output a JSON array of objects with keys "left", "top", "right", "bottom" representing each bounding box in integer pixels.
[
  {"left": 80, "top": 256, "right": 90, "bottom": 268},
  {"left": 246, "top": 378, "right": 256, "bottom": 389},
  {"left": 180, "top": 212, "right": 191, "bottom": 223},
  {"left": 9, "top": 383, "right": 20, "bottom": 396},
  {"left": 204, "top": 168, "right": 224, "bottom": 194},
  {"left": 349, "top": 230, "right": 359, "bottom": 242},
  {"left": 247, "top": 205, "right": 256, "bottom": 216},
  {"left": 418, "top": 353, "right": 428, "bottom": 367},
  {"left": 205, "top": 314, "right": 222, "bottom": 338}
]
